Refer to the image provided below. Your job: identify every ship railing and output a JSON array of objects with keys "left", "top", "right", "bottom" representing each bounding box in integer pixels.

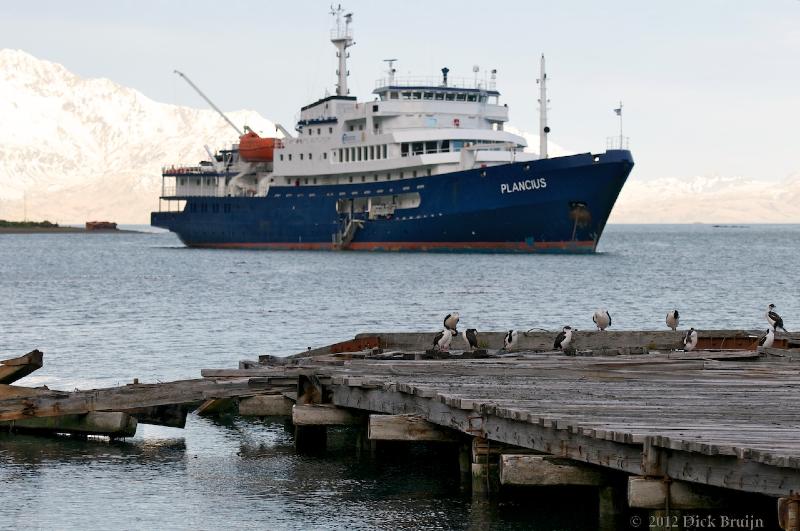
[
  {"left": 606, "top": 136, "right": 630, "bottom": 150},
  {"left": 162, "top": 165, "right": 215, "bottom": 175},
  {"left": 375, "top": 76, "right": 493, "bottom": 91},
  {"left": 330, "top": 28, "right": 353, "bottom": 40}
]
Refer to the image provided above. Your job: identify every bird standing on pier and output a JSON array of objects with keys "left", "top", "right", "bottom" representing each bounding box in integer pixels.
[
  {"left": 683, "top": 328, "right": 698, "bottom": 351},
  {"left": 462, "top": 328, "right": 479, "bottom": 351},
  {"left": 553, "top": 326, "right": 573, "bottom": 351},
  {"left": 666, "top": 310, "right": 680, "bottom": 331},
  {"left": 433, "top": 329, "right": 453, "bottom": 351},
  {"left": 503, "top": 330, "right": 519, "bottom": 350},
  {"left": 593, "top": 309, "right": 611, "bottom": 331},
  {"left": 443, "top": 312, "right": 460, "bottom": 333},
  {"left": 758, "top": 327, "right": 775, "bottom": 349},
  {"left": 766, "top": 304, "right": 787, "bottom": 332}
]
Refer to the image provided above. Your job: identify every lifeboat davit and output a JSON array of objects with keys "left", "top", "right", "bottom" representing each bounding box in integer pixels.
[{"left": 238, "top": 131, "right": 278, "bottom": 162}]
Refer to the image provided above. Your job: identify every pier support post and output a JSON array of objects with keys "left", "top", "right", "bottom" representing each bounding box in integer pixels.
[
  {"left": 499, "top": 454, "right": 621, "bottom": 530},
  {"left": 471, "top": 437, "right": 500, "bottom": 496},
  {"left": 458, "top": 441, "right": 471, "bottom": 491},
  {"left": 779, "top": 496, "right": 800, "bottom": 531},
  {"left": 291, "top": 404, "right": 363, "bottom": 453}
]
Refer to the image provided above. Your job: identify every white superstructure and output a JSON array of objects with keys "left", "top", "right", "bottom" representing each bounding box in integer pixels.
[{"left": 168, "top": 9, "right": 537, "bottom": 199}]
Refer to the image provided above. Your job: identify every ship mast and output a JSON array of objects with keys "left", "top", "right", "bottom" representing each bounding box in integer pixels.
[
  {"left": 330, "top": 5, "right": 355, "bottom": 96},
  {"left": 537, "top": 54, "right": 550, "bottom": 159}
]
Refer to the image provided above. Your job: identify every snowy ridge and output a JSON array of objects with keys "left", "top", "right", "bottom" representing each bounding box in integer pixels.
[
  {"left": 610, "top": 174, "right": 800, "bottom": 223},
  {"left": 0, "top": 49, "right": 275, "bottom": 223}
]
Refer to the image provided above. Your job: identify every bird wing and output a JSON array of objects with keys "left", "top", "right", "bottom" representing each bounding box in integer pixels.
[
  {"left": 592, "top": 314, "right": 597, "bottom": 324},
  {"left": 607, "top": 312, "right": 611, "bottom": 326},
  {"left": 768, "top": 311, "right": 784, "bottom": 328},
  {"left": 554, "top": 331, "right": 565, "bottom": 348}
]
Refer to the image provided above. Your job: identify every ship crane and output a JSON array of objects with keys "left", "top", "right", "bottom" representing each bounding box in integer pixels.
[{"left": 173, "top": 70, "right": 243, "bottom": 135}]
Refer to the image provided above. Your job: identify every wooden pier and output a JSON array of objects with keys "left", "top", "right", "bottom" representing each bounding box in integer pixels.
[{"left": 2, "top": 329, "right": 799, "bottom": 530}]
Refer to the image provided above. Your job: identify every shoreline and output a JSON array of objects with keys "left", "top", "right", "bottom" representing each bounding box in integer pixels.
[{"left": 0, "top": 227, "right": 142, "bottom": 234}]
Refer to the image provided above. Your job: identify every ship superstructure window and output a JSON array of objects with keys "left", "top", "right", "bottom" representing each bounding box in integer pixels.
[
  {"left": 435, "top": 93, "right": 444, "bottom": 100},
  {"left": 300, "top": 154, "right": 304, "bottom": 160},
  {"left": 390, "top": 92, "right": 398, "bottom": 99},
  {"left": 369, "top": 146, "right": 374, "bottom": 159},
  {"left": 308, "top": 129, "right": 312, "bottom": 135},
  {"left": 289, "top": 154, "right": 292, "bottom": 161},
  {"left": 329, "top": 127, "right": 333, "bottom": 133},
  {"left": 401, "top": 144, "right": 409, "bottom": 157},
  {"left": 317, "top": 128, "right": 321, "bottom": 134},
  {"left": 323, "top": 152, "right": 327, "bottom": 159},
  {"left": 309, "top": 153, "right": 313, "bottom": 160},
  {"left": 280, "top": 154, "right": 284, "bottom": 161},
  {"left": 338, "top": 148, "right": 343, "bottom": 160},
  {"left": 382, "top": 145, "right": 387, "bottom": 158}
]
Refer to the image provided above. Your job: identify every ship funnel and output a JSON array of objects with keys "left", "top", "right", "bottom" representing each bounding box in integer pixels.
[{"left": 441, "top": 67, "right": 450, "bottom": 87}]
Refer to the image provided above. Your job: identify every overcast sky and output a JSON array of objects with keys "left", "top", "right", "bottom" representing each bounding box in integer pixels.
[{"left": 2, "top": 0, "right": 799, "bottom": 183}]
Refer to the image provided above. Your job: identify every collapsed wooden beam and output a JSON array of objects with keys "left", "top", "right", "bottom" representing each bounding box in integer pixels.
[
  {"left": 0, "top": 378, "right": 286, "bottom": 422},
  {"left": 499, "top": 455, "right": 608, "bottom": 486},
  {"left": 292, "top": 404, "right": 362, "bottom": 426},
  {"left": 1, "top": 411, "right": 137, "bottom": 438},
  {"left": 0, "top": 350, "right": 43, "bottom": 385},
  {"left": 123, "top": 404, "right": 192, "bottom": 428},
  {"left": 368, "top": 414, "right": 459, "bottom": 442},
  {"left": 627, "top": 477, "right": 731, "bottom": 509}
]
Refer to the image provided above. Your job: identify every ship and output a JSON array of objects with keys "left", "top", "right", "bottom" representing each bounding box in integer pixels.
[{"left": 151, "top": 7, "right": 634, "bottom": 253}]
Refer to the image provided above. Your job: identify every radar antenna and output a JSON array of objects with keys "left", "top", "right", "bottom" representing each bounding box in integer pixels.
[{"left": 383, "top": 58, "right": 398, "bottom": 84}]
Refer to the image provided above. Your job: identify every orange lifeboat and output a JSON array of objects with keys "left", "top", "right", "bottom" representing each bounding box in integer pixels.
[{"left": 238, "top": 131, "right": 278, "bottom": 162}]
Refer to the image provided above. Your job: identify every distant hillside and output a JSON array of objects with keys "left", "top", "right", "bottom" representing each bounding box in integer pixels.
[{"left": 0, "top": 49, "right": 275, "bottom": 223}]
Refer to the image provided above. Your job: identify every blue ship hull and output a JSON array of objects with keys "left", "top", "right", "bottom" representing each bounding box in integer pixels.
[{"left": 151, "top": 150, "right": 633, "bottom": 253}]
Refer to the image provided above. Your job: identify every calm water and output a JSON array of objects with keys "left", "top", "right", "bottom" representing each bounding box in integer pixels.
[{"left": 1, "top": 225, "right": 798, "bottom": 529}]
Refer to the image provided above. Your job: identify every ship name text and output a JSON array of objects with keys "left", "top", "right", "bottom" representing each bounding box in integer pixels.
[{"left": 500, "top": 177, "right": 547, "bottom": 194}]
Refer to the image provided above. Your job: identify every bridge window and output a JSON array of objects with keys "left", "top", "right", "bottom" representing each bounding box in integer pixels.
[
  {"left": 369, "top": 145, "right": 375, "bottom": 159},
  {"left": 441, "top": 140, "right": 450, "bottom": 151},
  {"left": 456, "top": 93, "right": 466, "bottom": 101},
  {"left": 288, "top": 154, "right": 292, "bottom": 161},
  {"left": 412, "top": 92, "right": 422, "bottom": 100},
  {"left": 309, "top": 153, "right": 313, "bottom": 160},
  {"left": 349, "top": 176, "right": 353, "bottom": 183},
  {"left": 323, "top": 152, "right": 327, "bottom": 159},
  {"left": 412, "top": 142, "right": 423, "bottom": 155},
  {"left": 423, "top": 92, "right": 434, "bottom": 100},
  {"left": 435, "top": 93, "right": 444, "bottom": 100},
  {"left": 401, "top": 143, "right": 409, "bottom": 157},
  {"left": 374, "top": 174, "right": 379, "bottom": 181},
  {"left": 308, "top": 129, "right": 312, "bottom": 135},
  {"left": 300, "top": 153, "right": 304, "bottom": 160},
  {"left": 313, "top": 178, "right": 318, "bottom": 184},
  {"left": 339, "top": 148, "right": 343, "bottom": 161},
  {"left": 280, "top": 154, "right": 284, "bottom": 161},
  {"left": 317, "top": 128, "right": 321, "bottom": 135},
  {"left": 402, "top": 92, "right": 412, "bottom": 100},
  {"left": 445, "top": 93, "right": 455, "bottom": 101},
  {"left": 382, "top": 145, "right": 388, "bottom": 158},
  {"left": 467, "top": 94, "right": 477, "bottom": 102},
  {"left": 390, "top": 92, "right": 399, "bottom": 99},
  {"left": 425, "top": 141, "right": 437, "bottom": 153},
  {"left": 329, "top": 127, "right": 333, "bottom": 133},
  {"left": 413, "top": 170, "right": 418, "bottom": 178}
]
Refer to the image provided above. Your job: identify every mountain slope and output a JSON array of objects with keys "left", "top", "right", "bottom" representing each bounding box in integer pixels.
[{"left": 0, "top": 49, "right": 274, "bottom": 223}]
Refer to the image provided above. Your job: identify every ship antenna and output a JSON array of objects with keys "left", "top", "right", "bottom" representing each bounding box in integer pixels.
[
  {"left": 173, "top": 70, "right": 243, "bottom": 135},
  {"left": 330, "top": 5, "right": 355, "bottom": 96},
  {"left": 383, "top": 58, "right": 398, "bottom": 85},
  {"left": 536, "top": 54, "right": 549, "bottom": 159}
]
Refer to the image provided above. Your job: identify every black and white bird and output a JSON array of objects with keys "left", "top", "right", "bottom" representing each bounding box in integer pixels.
[
  {"left": 553, "top": 326, "right": 574, "bottom": 351},
  {"left": 683, "top": 327, "right": 698, "bottom": 351},
  {"left": 593, "top": 309, "right": 611, "bottom": 331},
  {"left": 443, "top": 312, "right": 460, "bottom": 333},
  {"left": 758, "top": 327, "right": 775, "bottom": 349},
  {"left": 503, "top": 330, "right": 519, "bottom": 350},
  {"left": 433, "top": 329, "right": 453, "bottom": 351},
  {"left": 462, "top": 328, "right": 479, "bottom": 351},
  {"left": 666, "top": 310, "right": 680, "bottom": 331},
  {"left": 766, "top": 304, "right": 787, "bottom": 332}
]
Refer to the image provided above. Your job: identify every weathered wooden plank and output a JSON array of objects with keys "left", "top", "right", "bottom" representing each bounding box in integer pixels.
[
  {"left": 0, "top": 350, "right": 44, "bottom": 384},
  {"left": 292, "top": 404, "right": 362, "bottom": 426},
  {"left": 368, "top": 414, "right": 459, "bottom": 442},
  {"left": 499, "top": 455, "right": 608, "bottom": 486},
  {"left": 0, "top": 411, "right": 137, "bottom": 438},
  {"left": 627, "top": 477, "right": 732, "bottom": 509},
  {"left": 238, "top": 394, "right": 294, "bottom": 416}
]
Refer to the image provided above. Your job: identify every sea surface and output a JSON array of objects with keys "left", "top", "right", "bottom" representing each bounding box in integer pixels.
[{"left": 1, "top": 224, "right": 798, "bottom": 530}]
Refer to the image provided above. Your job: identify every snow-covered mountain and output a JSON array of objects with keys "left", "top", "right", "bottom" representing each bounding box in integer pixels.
[
  {"left": 609, "top": 174, "right": 800, "bottom": 224},
  {"left": 1, "top": 49, "right": 797, "bottom": 225},
  {"left": 0, "top": 49, "right": 275, "bottom": 224}
]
